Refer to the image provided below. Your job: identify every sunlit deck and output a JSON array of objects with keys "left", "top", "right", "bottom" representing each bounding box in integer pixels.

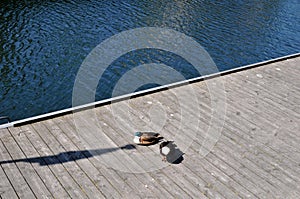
[{"left": 0, "top": 55, "right": 300, "bottom": 198}]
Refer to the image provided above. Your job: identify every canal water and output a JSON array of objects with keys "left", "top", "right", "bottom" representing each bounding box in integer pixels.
[{"left": 0, "top": 0, "right": 299, "bottom": 122}]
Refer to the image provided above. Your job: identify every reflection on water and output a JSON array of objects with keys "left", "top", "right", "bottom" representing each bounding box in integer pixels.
[{"left": 0, "top": 0, "right": 299, "bottom": 122}]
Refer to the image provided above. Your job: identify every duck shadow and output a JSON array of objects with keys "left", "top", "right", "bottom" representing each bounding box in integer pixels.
[{"left": 0, "top": 144, "right": 136, "bottom": 166}]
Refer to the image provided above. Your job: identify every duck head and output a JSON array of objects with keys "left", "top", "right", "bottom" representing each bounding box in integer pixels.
[
  {"left": 133, "top": 132, "right": 142, "bottom": 144},
  {"left": 134, "top": 132, "right": 142, "bottom": 137}
]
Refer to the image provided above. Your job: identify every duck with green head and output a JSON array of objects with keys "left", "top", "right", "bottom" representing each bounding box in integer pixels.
[{"left": 133, "top": 132, "right": 163, "bottom": 145}]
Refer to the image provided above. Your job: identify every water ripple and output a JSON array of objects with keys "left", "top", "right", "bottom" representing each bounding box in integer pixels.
[{"left": 0, "top": 0, "right": 299, "bottom": 122}]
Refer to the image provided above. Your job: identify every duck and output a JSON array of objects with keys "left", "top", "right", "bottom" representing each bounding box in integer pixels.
[
  {"left": 159, "top": 141, "right": 184, "bottom": 164},
  {"left": 133, "top": 132, "right": 163, "bottom": 145},
  {"left": 159, "top": 141, "right": 173, "bottom": 161}
]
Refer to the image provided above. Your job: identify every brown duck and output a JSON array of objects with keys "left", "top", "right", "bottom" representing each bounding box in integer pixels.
[{"left": 133, "top": 132, "right": 163, "bottom": 145}]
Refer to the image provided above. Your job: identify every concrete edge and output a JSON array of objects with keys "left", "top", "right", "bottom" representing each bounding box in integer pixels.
[{"left": 1, "top": 52, "right": 299, "bottom": 129}]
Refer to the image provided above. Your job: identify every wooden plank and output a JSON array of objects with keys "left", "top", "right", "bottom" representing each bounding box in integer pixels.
[
  {"left": 127, "top": 90, "right": 254, "bottom": 196},
  {"left": 101, "top": 105, "right": 196, "bottom": 197},
  {"left": 0, "top": 169, "right": 18, "bottom": 199},
  {"left": 114, "top": 95, "right": 229, "bottom": 198},
  {"left": 232, "top": 73, "right": 300, "bottom": 116},
  {"left": 209, "top": 144, "right": 277, "bottom": 198},
  {"left": 155, "top": 92, "right": 286, "bottom": 198},
  {"left": 192, "top": 85, "right": 300, "bottom": 196},
  {"left": 8, "top": 127, "right": 70, "bottom": 198},
  {"left": 194, "top": 78, "right": 300, "bottom": 163},
  {"left": 263, "top": 58, "right": 300, "bottom": 88},
  {"left": 219, "top": 131, "right": 300, "bottom": 198},
  {"left": 31, "top": 121, "right": 105, "bottom": 198},
  {"left": 62, "top": 114, "right": 141, "bottom": 198},
  {"left": 75, "top": 107, "right": 177, "bottom": 198},
  {"left": 224, "top": 116, "right": 300, "bottom": 181},
  {"left": 227, "top": 75, "right": 299, "bottom": 118},
  {"left": 164, "top": 120, "right": 261, "bottom": 198},
  {"left": 200, "top": 150, "right": 266, "bottom": 198},
  {"left": 0, "top": 154, "right": 18, "bottom": 199},
  {"left": 45, "top": 117, "right": 123, "bottom": 198},
  {"left": 143, "top": 59, "right": 300, "bottom": 197},
  {"left": 1, "top": 129, "right": 53, "bottom": 199},
  {"left": 223, "top": 122, "right": 300, "bottom": 184},
  {"left": 220, "top": 99, "right": 295, "bottom": 173},
  {"left": 215, "top": 85, "right": 300, "bottom": 160},
  {"left": 90, "top": 112, "right": 175, "bottom": 197},
  {"left": 145, "top": 109, "right": 246, "bottom": 197},
  {"left": 19, "top": 124, "right": 88, "bottom": 199},
  {"left": 261, "top": 69, "right": 300, "bottom": 98},
  {"left": 182, "top": 117, "right": 284, "bottom": 198},
  {"left": 205, "top": 108, "right": 300, "bottom": 197},
  {"left": 96, "top": 105, "right": 205, "bottom": 198},
  {"left": 225, "top": 80, "right": 298, "bottom": 135},
  {"left": 0, "top": 138, "right": 36, "bottom": 198},
  {"left": 66, "top": 110, "right": 147, "bottom": 198}
]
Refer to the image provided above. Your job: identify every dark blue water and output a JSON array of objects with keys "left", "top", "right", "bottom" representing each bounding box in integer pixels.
[{"left": 1, "top": 0, "right": 299, "bottom": 122}]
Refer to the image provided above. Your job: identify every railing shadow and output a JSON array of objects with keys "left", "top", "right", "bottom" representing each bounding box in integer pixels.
[{"left": 0, "top": 144, "right": 136, "bottom": 166}]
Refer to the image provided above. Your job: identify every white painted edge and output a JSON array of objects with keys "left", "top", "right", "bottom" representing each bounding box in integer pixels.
[{"left": 1, "top": 52, "right": 299, "bottom": 129}]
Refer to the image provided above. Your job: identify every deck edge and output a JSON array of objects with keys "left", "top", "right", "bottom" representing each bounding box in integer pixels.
[{"left": 1, "top": 52, "right": 299, "bottom": 129}]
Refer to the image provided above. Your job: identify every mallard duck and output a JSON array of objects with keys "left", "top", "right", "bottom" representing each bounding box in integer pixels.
[
  {"left": 159, "top": 141, "right": 184, "bottom": 164},
  {"left": 133, "top": 132, "right": 163, "bottom": 145}
]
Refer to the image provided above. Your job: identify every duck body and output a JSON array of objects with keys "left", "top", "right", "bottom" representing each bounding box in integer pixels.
[{"left": 133, "top": 132, "right": 163, "bottom": 145}]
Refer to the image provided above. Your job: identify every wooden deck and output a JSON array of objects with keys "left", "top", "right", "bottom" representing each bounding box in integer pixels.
[{"left": 1, "top": 56, "right": 300, "bottom": 198}]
